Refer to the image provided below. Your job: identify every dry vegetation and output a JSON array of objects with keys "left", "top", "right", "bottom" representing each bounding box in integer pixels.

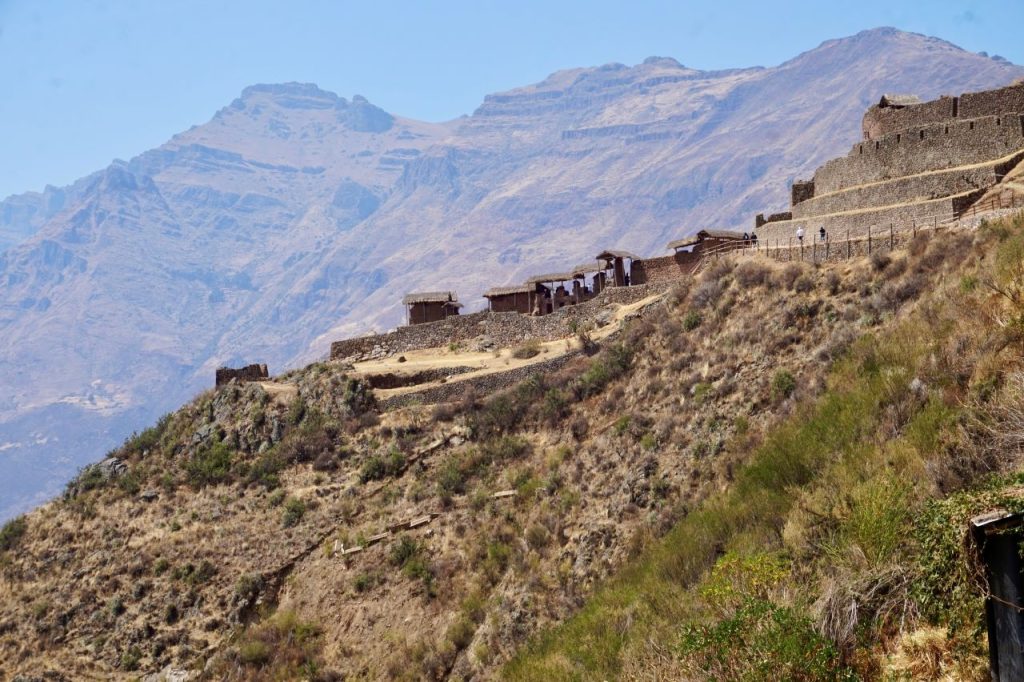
[{"left": 2, "top": 215, "right": 1023, "bottom": 680}]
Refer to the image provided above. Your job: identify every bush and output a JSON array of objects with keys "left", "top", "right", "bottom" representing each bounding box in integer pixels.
[
  {"left": 691, "top": 280, "right": 724, "bottom": 309},
  {"left": 870, "top": 250, "right": 891, "bottom": 272},
  {"left": 227, "top": 610, "right": 323, "bottom": 677},
  {"left": 734, "top": 260, "right": 771, "bottom": 288},
  {"left": 359, "top": 448, "right": 405, "bottom": 483},
  {"left": 679, "top": 598, "right": 854, "bottom": 680},
  {"left": 511, "top": 338, "right": 542, "bottom": 360},
  {"left": 246, "top": 450, "right": 285, "bottom": 490},
  {"left": 775, "top": 263, "right": 805, "bottom": 290},
  {"left": 771, "top": 369, "right": 797, "bottom": 401},
  {"left": 0, "top": 516, "right": 27, "bottom": 553},
  {"left": 120, "top": 645, "right": 142, "bottom": 671},
  {"left": 186, "top": 440, "right": 234, "bottom": 488},
  {"left": 282, "top": 498, "right": 306, "bottom": 527},
  {"left": 681, "top": 310, "right": 702, "bottom": 331}
]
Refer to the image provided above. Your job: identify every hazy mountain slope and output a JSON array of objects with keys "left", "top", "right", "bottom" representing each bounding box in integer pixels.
[{"left": 1, "top": 28, "right": 1022, "bottom": 520}]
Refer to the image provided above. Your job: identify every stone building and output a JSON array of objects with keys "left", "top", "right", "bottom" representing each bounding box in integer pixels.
[
  {"left": 402, "top": 291, "right": 462, "bottom": 325},
  {"left": 215, "top": 363, "right": 269, "bottom": 386},
  {"left": 755, "top": 81, "right": 1024, "bottom": 244}
]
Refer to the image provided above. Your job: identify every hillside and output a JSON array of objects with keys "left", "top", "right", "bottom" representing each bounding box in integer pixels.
[
  {"left": 5, "top": 207, "right": 1023, "bottom": 679},
  {"left": 2, "top": 28, "right": 1024, "bottom": 521}
]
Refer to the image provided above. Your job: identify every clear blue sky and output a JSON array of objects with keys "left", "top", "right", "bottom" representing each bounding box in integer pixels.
[{"left": 1, "top": 0, "right": 1022, "bottom": 200}]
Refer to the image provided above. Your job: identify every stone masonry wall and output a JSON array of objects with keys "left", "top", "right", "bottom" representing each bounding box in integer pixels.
[
  {"left": 815, "top": 114, "right": 1024, "bottom": 194},
  {"left": 960, "top": 82, "right": 1024, "bottom": 119},
  {"left": 862, "top": 96, "right": 957, "bottom": 140},
  {"left": 755, "top": 190, "right": 984, "bottom": 245},
  {"left": 380, "top": 352, "right": 581, "bottom": 408},
  {"left": 215, "top": 363, "right": 269, "bottom": 386},
  {"left": 861, "top": 83, "right": 1024, "bottom": 140},
  {"left": 791, "top": 157, "right": 1019, "bottom": 220},
  {"left": 631, "top": 252, "right": 700, "bottom": 284},
  {"left": 330, "top": 283, "right": 671, "bottom": 362}
]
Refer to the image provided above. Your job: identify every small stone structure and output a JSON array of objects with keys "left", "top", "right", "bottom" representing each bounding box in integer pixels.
[
  {"left": 402, "top": 291, "right": 462, "bottom": 325},
  {"left": 215, "top": 363, "right": 269, "bottom": 386}
]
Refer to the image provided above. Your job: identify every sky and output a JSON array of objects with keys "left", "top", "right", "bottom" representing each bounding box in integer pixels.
[{"left": 1, "top": 0, "right": 1022, "bottom": 200}]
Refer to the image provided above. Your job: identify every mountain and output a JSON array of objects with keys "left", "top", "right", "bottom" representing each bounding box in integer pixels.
[{"left": 1, "top": 28, "right": 1022, "bottom": 520}]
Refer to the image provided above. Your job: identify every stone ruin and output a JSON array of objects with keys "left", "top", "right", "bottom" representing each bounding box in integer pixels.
[
  {"left": 755, "top": 81, "right": 1024, "bottom": 245},
  {"left": 215, "top": 363, "right": 269, "bottom": 386}
]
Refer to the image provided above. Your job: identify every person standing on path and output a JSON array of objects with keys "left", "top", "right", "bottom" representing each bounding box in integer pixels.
[{"left": 796, "top": 226, "right": 805, "bottom": 244}]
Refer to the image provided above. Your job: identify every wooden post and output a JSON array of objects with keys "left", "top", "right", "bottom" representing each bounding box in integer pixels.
[
  {"left": 847, "top": 229, "right": 851, "bottom": 259},
  {"left": 912, "top": 218, "right": 916, "bottom": 238},
  {"left": 889, "top": 223, "right": 894, "bottom": 249},
  {"left": 813, "top": 239, "right": 817, "bottom": 263},
  {"left": 825, "top": 236, "right": 830, "bottom": 260},
  {"left": 868, "top": 225, "right": 872, "bottom": 255}
]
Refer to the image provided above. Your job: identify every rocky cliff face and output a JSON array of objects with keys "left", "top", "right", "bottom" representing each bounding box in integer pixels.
[{"left": 1, "top": 28, "right": 1022, "bottom": 519}]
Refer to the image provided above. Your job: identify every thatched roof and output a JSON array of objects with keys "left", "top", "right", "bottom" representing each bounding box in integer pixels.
[
  {"left": 697, "top": 229, "right": 747, "bottom": 241},
  {"left": 596, "top": 249, "right": 641, "bottom": 261},
  {"left": 667, "top": 236, "right": 700, "bottom": 250},
  {"left": 878, "top": 94, "right": 921, "bottom": 108},
  {"left": 402, "top": 291, "right": 457, "bottom": 305},
  {"left": 483, "top": 285, "right": 532, "bottom": 297},
  {"left": 525, "top": 272, "right": 574, "bottom": 284},
  {"left": 570, "top": 262, "right": 607, "bottom": 275}
]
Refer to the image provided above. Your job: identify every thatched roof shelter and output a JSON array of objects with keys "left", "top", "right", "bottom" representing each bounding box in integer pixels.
[{"left": 401, "top": 291, "right": 458, "bottom": 305}]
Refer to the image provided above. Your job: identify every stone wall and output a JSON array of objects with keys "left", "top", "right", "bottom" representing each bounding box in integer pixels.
[
  {"left": 815, "top": 114, "right": 1024, "bottom": 194},
  {"left": 631, "top": 252, "right": 700, "bottom": 284},
  {"left": 380, "top": 352, "right": 582, "bottom": 408},
  {"left": 330, "top": 283, "right": 671, "bottom": 362},
  {"left": 960, "top": 82, "right": 1024, "bottom": 119},
  {"left": 862, "top": 96, "right": 957, "bottom": 140},
  {"left": 791, "top": 157, "right": 1019, "bottom": 219},
  {"left": 756, "top": 189, "right": 984, "bottom": 244},
  {"left": 215, "top": 363, "right": 269, "bottom": 386},
  {"left": 791, "top": 180, "right": 815, "bottom": 206}
]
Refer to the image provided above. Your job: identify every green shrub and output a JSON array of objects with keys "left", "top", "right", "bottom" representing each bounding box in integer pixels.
[
  {"left": 678, "top": 598, "right": 854, "bottom": 680},
  {"left": 286, "top": 396, "right": 307, "bottom": 425},
  {"left": 186, "top": 440, "right": 234, "bottom": 488},
  {"left": 238, "top": 639, "right": 272, "bottom": 666},
  {"left": 682, "top": 310, "right": 702, "bottom": 331},
  {"left": 771, "top": 369, "right": 797, "bottom": 401},
  {"left": 120, "top": 644, "right": 142, "bottom": 671},
  {"left": 359, "top": 447, "right": 405, "bottom": 483},
  {"left": 353, "top": 572, "right": 377, "bottom": 593},
  {"left": 282, "top": 498, "right": 306, "bottom": 527},
  {"left": 246, "top": 450, "right": 285, "bottom": 490},
  {"left": 0, "top": 516, "right": 27, "bottom": 552}
]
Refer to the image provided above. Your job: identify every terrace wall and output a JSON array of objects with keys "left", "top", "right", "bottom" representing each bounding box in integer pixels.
[
  {"left": 756, "top": 190, "right": 984, "bottom": 244},
  {"left": 791, "top": 156, "right": 1021, "bottom": 219},
  {"left": 815, "top": 115, "right": 1024, "bottom": 194}
]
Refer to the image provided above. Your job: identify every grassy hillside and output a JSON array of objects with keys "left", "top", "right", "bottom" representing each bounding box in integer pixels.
[
  {"left": 2, "top": 214, "right": 1022, "bottom": 680},
  {"left": 505, "top": 213, "right": 1024, "bottom": 681}
]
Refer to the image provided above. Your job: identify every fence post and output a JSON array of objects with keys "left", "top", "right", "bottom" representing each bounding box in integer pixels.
[
  {"left": 847, "top": 229, "right": 851, "bottom": 259},
  {"left": 868, "top": 225, "right": 872, "bottom": 255},
  {"left": 890, "top": 223, "right": 894, "bottom": 249},
  {"left": 825, "top": 237, "right": 830, "bottom": 260},
  {"left": 813, "top": 239, "right": 817, "bottom": 263}
]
